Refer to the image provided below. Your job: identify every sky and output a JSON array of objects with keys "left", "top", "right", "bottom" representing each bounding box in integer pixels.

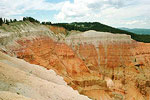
[{"left": 0, "top": 0, "right": 150, "bottom": 29}]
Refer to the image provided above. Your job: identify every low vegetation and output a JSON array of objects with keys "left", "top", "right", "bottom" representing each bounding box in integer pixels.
[
  {"left": 51, "top": 22, "right": 150, "bottom": 43},
  {"left": 0, "top": 18, "right": 17, "bottom": 25},
  {"left": 1, "top": 17, "right": 150, "bottom": 43}
]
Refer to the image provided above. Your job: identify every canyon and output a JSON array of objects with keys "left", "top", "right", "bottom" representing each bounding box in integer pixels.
[{"left": 1, "top": 21, "right": 150, "bottom": 100}]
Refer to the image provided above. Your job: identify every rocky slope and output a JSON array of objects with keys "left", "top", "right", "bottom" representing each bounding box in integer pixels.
[
  {"left": 49, "top": 25, "right": 67, "bottom": 35},
  {"left": 0, "top": 51, "right": 90, "bottom": 100},
  {"left": 1, "top": 21, "right": 150, "bottom": 100}
]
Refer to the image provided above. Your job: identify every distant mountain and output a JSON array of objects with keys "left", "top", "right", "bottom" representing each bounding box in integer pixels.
[{"left": 119, "top": 28, "right": 150, "bottom": 35}]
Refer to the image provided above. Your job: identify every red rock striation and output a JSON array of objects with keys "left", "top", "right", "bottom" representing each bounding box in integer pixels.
[
  {"left": 49, "top": 25, "right": 67, "bottom": 35},
  {"left": 4, "top": 30, "right": 150, "bottom": 100}
]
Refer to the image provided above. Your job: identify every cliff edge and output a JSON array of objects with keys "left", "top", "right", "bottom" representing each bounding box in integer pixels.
[{"left": 1, "top": 21, "right": 150, "bottom": 100}]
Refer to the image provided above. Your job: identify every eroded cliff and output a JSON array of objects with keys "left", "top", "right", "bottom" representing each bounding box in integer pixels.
[
  {"left": 1, "top": 22, "right": 150, "bottom": 100},
  {"left": 0, "top": 51, "right": 90, "bottom": 100},
  {"left": 49, "top": 25, "right": 67, "bottom": 35}
]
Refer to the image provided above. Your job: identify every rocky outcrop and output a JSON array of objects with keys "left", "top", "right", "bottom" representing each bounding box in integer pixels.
[
  {"left": 49, "top": 25, "right": 67, "bottom": 35},
  {"left": 1, "top": 22, "right": 150, "bottom": 100},
  {"left": 0, "top": 51, "right": 90, "bottom": 100}
]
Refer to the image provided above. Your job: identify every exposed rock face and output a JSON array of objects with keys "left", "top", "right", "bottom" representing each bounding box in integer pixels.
[
  {"left": 1, "top": 23, "right": 150, "bottom": 100},
  {"left": 0, "top": 51, "right": 90, "bottom": 100},
  {"left": 49, "top": 25, "right": 67, "bottom": 35},
  {"left": 0, "top": 91, "right": 35, "bottom": 100}
]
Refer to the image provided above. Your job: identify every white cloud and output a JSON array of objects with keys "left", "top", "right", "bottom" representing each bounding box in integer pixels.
[
  {"left": 0, "top": 0, "right": 67, "bottom": 17},
  {"left": 55, "top": 1, "right": 89, "bottom": 20},
  {"left": 55, "top": 0, "right": 150, "bottom": 28},
  {"left": 126, "top": 20, "right": 143, "bottom": 25},
  {"left": 55, "top": 0, "right": 137, "bottom": 20},
  {"left": 0, "top": 0, "right": 150, "bottom": 28}
]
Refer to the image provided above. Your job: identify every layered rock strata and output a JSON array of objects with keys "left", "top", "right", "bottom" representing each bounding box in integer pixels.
[
  {"left": 1, "top": 23, "right": 150, "bottom": 100},
  {"left": 49, "top": 25, "right": 67, "bottom": 35},
  {"left": 0, "top": 51, "right": 90, "bottom": 100}
]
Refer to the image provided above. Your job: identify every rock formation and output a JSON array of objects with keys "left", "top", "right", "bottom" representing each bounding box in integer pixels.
[
  {"left": 49, "top": 25, "right": 67, "bottom": 35},
  {"left": 1, "top": 21, "right": 150, "bottom": 100},
  {"left": 0, "top": 51, "right": 90, "bottom": 100}
]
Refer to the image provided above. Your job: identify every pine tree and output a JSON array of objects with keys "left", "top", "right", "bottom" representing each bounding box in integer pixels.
[
  {"left": 3, "top": 18, "right": 6, "bottom": 24},
  {"left": 42, "top": 22, "right": 46, "bottom": 25},
  {"left": 13, "top": 19, "right": 17, "bottom": 22},
  {"left": 10, "top": 19, "right": 13, "bottom": 23},
  {"left": 23, "top": 17, "right": 26, "bottom": 21},
  {"left": 0, "top": 18, "right": 3, "bottom": 26},
  {"left": 6, "top": 19, "right": 9, "bottom": 25}
]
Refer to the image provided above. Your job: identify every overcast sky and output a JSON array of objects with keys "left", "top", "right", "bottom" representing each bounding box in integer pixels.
[{"left": 0, "top": 0, "right": 150, "bottom": 28}]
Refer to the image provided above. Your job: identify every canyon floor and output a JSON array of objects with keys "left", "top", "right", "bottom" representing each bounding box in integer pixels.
[{"left": 0, "top": 21, "right": 150, "bottom": 100}]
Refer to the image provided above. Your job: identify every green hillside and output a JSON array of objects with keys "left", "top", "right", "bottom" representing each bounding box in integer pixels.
[
  {"left": 51, "top": 22, "right": 150, "bottom": 43},
  {"left": 1, "top": 16, "right": 150, "bottom": 43}
]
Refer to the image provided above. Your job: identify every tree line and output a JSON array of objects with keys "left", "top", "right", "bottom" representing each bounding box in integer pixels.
[
  {"left": 0, "top": 17, "right": 40, "bottom": 26},
  {"left": 1, "top": 17, "right": 150, "bottom": 43},
  {"left": 0, "top": 17, "right": 49, "bottom": 26},
  {"left": 51, "top": 22, "right": 150, "bottom": 43},
  {"left": 23, "top": 17, "right": 40, "bottom": 23},
  {"left": 0, "top": 18, "right": 17, "bottom": 26}
]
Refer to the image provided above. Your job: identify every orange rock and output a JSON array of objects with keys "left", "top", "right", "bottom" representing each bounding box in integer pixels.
[
  {"left": 6, "top": 35, "right": 150, "bottom": 100},
  {"left": 49, "top": 25, "right": 67, "bottom": 35}
]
